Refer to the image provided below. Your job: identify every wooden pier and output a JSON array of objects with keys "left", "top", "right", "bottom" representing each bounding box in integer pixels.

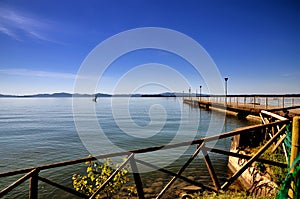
[{"left": 183, "top": 94, "right": 300, "bottom": 119}]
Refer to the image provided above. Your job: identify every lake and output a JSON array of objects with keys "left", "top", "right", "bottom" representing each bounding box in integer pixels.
[{"left": 0, "top": 97, "right": 256, "bottom": 198}]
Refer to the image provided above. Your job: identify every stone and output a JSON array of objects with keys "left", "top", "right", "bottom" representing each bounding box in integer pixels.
[
  {"left": 151, "top": 181, "right": 163, "bottom": 187},
  {"left": 181, "top": 185, "right": 202, "bottom": 192},
  {"left": 143, "top": 187, "right": 154, "bottom": 194}
]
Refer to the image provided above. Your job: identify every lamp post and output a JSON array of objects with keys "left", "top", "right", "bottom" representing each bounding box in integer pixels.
[
  {"left": 199, "top": 85, "right": 202, "bottom": 101},
  {"left": 224, "top": 77, "right": 228, "bottom": 106},
  {"left": 189, "top": 87, "right": 191, "bottom": 100}
]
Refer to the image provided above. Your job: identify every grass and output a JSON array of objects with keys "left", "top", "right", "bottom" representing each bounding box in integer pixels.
[
  {"left": 253, "top": 141, "right": 288, "bottom": 185},
  {"left": 193, "top": 190, "right": 275, "bottom": 199},
  {"left": 193, "top": 137, "right": 288, "bottom": 199}
]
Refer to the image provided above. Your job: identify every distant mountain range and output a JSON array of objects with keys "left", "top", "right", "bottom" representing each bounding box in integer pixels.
[
  {"left": 0, "top": 92, "right": 196, "bottom": 98},
  {"left": 0, "top": 92, "right": 111, "bottom": 98}
]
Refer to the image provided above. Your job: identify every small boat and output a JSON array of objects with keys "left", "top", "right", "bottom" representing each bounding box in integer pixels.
[{"left": 92, "top": 95, "right": 97, "bottom": 102}]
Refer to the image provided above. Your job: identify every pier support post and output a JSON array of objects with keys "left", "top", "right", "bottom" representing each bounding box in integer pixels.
[{"left": 289, "top": 116, "right": 300, "bottom": 199}]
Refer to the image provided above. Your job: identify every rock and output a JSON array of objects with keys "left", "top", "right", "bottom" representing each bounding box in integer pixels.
[
  {"left": 187, "top": 176, "right": 195, "bottom": 181},
  {"left": 180, "top": 193, "right": 193, "bottom": 199},
  {"left": 144, "top": 193, "right": 156, "bottom": 199},
  {"left": 175, "top": 181, "right": 189, "bottom": 189},
  {"left": 143, "top": 187, "right": 154, "bottom": 194},
  {"left": 151, "top": 181, "right": 163, "bottom": 187},
  {"left": 156, "top": 177, "right": 164, "bottom": 182},
  {"left": 181, "top": 185, "right": 202, "bottom": 192}
]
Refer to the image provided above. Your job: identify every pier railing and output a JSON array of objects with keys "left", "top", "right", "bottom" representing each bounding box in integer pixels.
[{"left": 183, "top": 94, "right": 300, "bottom": 110}]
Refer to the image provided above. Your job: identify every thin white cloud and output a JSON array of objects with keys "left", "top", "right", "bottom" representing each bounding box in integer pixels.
[
  {"left": 0, "top": 25, "right": 19, "bottom": 39},
  {"left": 0, "top": 6, "right": 58, "bottom": 43},
  {"left": 0, "top": 68, "right": 77, "bottom": 79},
  {"left": 281, "top": 71, "right": 300, "bottom": 77}
]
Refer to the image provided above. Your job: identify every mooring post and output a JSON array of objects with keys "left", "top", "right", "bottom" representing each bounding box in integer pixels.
[{"left": 289, "top": 116, "right": 300, "bottom": 199}]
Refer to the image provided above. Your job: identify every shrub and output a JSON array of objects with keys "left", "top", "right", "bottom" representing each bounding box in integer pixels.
[{"left": 72, "top": 157, "right": 136, "bottom": 198}]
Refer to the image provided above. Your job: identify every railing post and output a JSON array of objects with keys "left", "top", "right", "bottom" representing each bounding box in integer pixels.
[
  {"left": 157, "top": 143, "right": 205, "bottom": 199},
  {"left": 221, "top": 124, "right": 287, "bottom": 190},
  {"left": 129, "top": 155, "right": 145, "bottom": 199},
  {"left": 282, "top": 96, "right": 285, "bottom": 108},
  {"left": 202, "top": 146, "right": 220, "bottom": 190},
  {"left": 29, "top": 169, "right": 39, "bottom": 199},
  {"left": 266, "top": 97, "right": 268, "bottom": 109}
]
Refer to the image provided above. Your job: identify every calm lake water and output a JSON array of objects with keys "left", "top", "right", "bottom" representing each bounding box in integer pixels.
[{"left": 0, "top": 97, "right": 256, "bottom": 198}]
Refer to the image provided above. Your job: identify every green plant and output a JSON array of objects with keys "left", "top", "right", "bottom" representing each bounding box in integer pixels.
[
  {"left": 255, "top": 162, "right": 267, "bottom": 174},
  {"left": 250, "top": 139, "right": 288, "bottom": 185},
  {"left": 276, "top": 154, "right": 300, "bottom": 199},
  {"left": 72, "top": 157, "right": 136, "bottom": 198},
  {"left": 194, "top": 190, "right": 275, "bottom": 199},
  {"left": 260, "top": 145, "right": 288, "bottom": 184}
]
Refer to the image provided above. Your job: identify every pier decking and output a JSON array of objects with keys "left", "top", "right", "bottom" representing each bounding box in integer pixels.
[{"left": 183, "top": 94, "right": 300, "bottom": 119}]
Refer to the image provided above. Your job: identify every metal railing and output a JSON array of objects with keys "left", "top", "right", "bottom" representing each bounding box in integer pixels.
[{"left": 183, "top": 94, "right": 300, "bottom": 110}]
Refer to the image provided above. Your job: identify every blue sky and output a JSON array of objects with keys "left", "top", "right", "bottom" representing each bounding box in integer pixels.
[{"left": 0, "top": 0, "right": 299, "bottom": 95}]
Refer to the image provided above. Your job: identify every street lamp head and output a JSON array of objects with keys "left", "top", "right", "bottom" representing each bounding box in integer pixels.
[{"left": 224, "top": 77, "right": 228, "bottom": 81}]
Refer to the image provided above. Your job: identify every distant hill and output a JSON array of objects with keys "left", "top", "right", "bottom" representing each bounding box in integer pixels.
[
  {"left": 141, "top": 94, "right": 164, "bottom": 97},
  {"left": 0, "top": 94, "right": 16, "bottom": 98},
  {"left": 0, "top": 92, "right": 111, "bottom": 98},
  {"left": 141, "top": 92, "right": 176, "bottom": 97},
  {"left": 111, "top": 94, "right": 142, "bottom": 97},
  {"left": 0, "top": 92, "right": 205, "bottom": 98}
]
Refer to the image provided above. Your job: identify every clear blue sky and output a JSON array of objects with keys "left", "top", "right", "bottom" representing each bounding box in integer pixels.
[{"left": 0, "top": 0, "right": 299, "bottom": 95}]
